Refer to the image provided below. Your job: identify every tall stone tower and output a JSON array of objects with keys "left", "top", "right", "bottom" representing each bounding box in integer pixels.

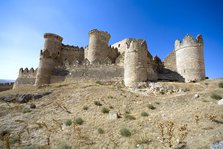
[
  {"left": 175, "top": 34, "right": 205, "bottom": 82},
  {"left": 35, "top": 33, "right": 63, "bottom": 86},
  {"left": 86, "top": 29, "right": 111, "bottom": 64},
  {"left": 124, "top": 39, "right": 157, "bottom": 87}
]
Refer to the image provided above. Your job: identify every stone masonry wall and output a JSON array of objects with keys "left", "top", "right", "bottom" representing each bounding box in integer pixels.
[
  {"left": 86, "top": 29, "right": 111, "bottom": 64},
  {"left": 163, "top": 50, "right": 176, "bottom": 71},
  {"left": 66, "top": 65, "right": 123, "bottom": 81},
  {"left": 175, "top": 34, "right": 205, "bottom": 82},
  {"left": 13, "top": 68, "right": 37, "bottom": 88},
  {"left": 59, "top": 45, "right": 84, "bottom": 66},
  {"left": 35, "top": 33, "right": 63, "bottom": 86},
  {"left": 124, "top": 39, "right": 157, "bottom": 87}
]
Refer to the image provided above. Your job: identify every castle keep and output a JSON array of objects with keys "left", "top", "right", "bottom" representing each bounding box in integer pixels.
[{"left": 13, "top": 29, "right": 206, "bottom": 88}]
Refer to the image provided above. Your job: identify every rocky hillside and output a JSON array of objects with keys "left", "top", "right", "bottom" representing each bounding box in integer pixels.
[{"left": 0, "top": 79, "right": 223, "bottom": 148}]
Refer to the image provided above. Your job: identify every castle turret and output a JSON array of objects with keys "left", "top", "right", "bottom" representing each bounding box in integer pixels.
[
  {"left": 35, "top": 33, "right": 63, "bottom": 86},
  {"left": 175, "top": 34, "right": 205, "bottom": 82},
  {"left": 86, "top": 29, "right": 111, "bottom": 64},
  {"left": 124, "top": 39, "right": 157, "bottom": 87}
]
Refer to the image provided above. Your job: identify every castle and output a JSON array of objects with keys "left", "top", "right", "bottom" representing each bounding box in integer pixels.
[{"left": 13, "top": 29, "right": 206, "bottom": 88}]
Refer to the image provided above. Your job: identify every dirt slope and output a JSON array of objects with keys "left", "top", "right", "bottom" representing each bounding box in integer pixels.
[{"left": 0, "top": 79, "right": 223, "bottom": 149}]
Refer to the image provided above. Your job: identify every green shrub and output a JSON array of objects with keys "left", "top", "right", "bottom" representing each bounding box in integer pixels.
[
  {"left": 141, "top": 112, "right": 149, "bottom": 117},
  {"left": 211, "top": 93, "right": 222, "bottom": 100},
  {"left": 120, "top": 128, "right": 131, "bottom": 137},
  {"left": 218, "top": 82, "right": 223, "bottom": 88},
  {"left": 147, "top": 104, "right": 156, "bottom": 110},
  {"left": 98, "top": 128, "right": 104, "bottom": 134},
  {"left": 96, "top": 81, "right": 103, "bottom": 85},
  {"left": 109, "top": 106, "right": 114, "bottom": 109},
  {"left": 125, "top": 114, "right": 136, "bottom": 120},
  {"left": 102, "top": 107, "right": 110, "bottom": 113},
  {"left": 60, "top": 142, "right": 71, "bottom": 149},
  {"left": 75, "top": 117, "right": 84, "bottom": 125},
  {"left": 108, "top": 96, "right": 114, "bottom": 99},
  {"left": 0, "top": 130, "right": 10, "bottom": 139},
  {"left": 94, "top": 101, "right": 102, "bottom": 106},
  {"left": 83, "top": 106, "right": 88, "bottom": 110},
  {"left": 65, "top": 119, "right": 72, "bottom": 126},
  {"left": 22, "top": 108, "right": 32, "bottom": 113}
]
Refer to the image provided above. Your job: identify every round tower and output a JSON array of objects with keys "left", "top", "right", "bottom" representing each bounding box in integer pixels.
[
  {"left": 175, "top": 34, "right": 205, "bottom": 82},
  {"left": 87, "top": 29, "right": 111, "bottom": 64},
  {"left": 35, "top": 33, "right": 63, "bottom": 86},
  {"left": 124, "top": 39, "right": 157, "bottom": 87}
]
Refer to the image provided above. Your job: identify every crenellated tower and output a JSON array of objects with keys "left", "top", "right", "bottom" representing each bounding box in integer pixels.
[
  {"left": 124, "top": 39, "right": 157, "bottom": 87},
  {"left": 86, "top": 29, "right": 111, "bottom": 64},
  {"left": 35, "top": 33, "right": 63, "bottom": 86},
  {"left": 175, "top": 34, "right": 205, "bottom": 82}
]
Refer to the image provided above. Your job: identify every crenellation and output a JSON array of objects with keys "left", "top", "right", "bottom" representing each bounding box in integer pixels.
[{"left": 14, "top": 29, "right": 206, "bottom": 88}]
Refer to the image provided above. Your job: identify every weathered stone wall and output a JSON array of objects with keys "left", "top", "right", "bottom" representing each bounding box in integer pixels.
[
  {"left": 66, "top": 64, "right": 123, "bottom": 81},
  {"left": 164, "top": 50, "right": 176, "bottom": 71},
  {"left": 13, "top": 68, "right": 37, "bottom": 88},
  {"left": 35, "top": 33, "right": 63, "bottom": 86},
  {"left": 86, "top": 29, "right": 111, "bottom": 64},
  {"left": 175, "top": 34, "right": 205, "bottom": 82},
  {"left": 0, "top": 83, "right": 14, "bottom": 92},
  {"left": 124, "top": 39, "right": 157, "bottom": 87},
  {"left": 112, "top": 38, "right": 135, "bottom": 54},
  {"left": 59, "top": 45, "right": 84, "bottom": 65}
]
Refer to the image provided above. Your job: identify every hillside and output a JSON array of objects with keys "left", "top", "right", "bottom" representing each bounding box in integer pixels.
[
  {"left": 0, "top": 79, "right": 14, "bottom": 83},
  {"left": 0, "top": 79, "right": 223, "bottom": 148}
]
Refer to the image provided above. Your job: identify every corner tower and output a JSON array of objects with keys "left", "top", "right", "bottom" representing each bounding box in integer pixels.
[
  {"left": 86, "top": 29, "right": 111, "bottom": 64},
  {"left": 35, "top": 33, "right": 63, "bottom": 86},
  {"left": 175, "top": 34, "right": 205, "bottom": 82}
]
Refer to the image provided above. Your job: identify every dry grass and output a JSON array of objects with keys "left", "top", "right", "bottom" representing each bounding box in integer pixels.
[{"left": 0, "top": 79, "right": 223, "bottom": 148}]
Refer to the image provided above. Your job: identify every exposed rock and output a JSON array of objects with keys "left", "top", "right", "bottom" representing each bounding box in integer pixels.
[
  {"left": 0, "top": 95, "right": 16, "bottom": 102},
  {"left": 30, "top": 103, "right": 36, "bottom": 109},
  {"left": 0, "top": 92, "right": 51, "bottom": 103},
  {"left": 210, "top": 140, "right": 223, "bottom": 149},
  {"left": 217, "top": 99, "right": 223, "bottom": 105},
  {"left": 194, "top": 94, "right": 199, "bottom": 98},
  {"left": 17, "top": 94, "right": 33, "bottom": 103},
  {"left": 108, "top": 111, "right": 119, "bottom": 120}
]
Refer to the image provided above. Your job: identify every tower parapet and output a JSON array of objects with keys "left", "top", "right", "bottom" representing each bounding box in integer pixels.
[
  {"left": 175, "top": 34, "right": 205, "bottom": 82},
  {"left": 35, "top": 33, "right": 63, "bottom": 86},
  {"left": 86, "top": 29, "right": 111, "bottom": 64}
]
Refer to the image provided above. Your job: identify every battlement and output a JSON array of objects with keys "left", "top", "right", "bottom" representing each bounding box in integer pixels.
[
  {"left": 175, "top": 34, "right": 203, "bottom": 50},
  {"left": 44, "top": 33, "right": 63, "bottom": 42},
  {"left": 88, "top": 29, "right": 111, "bottom": 41},
  {"left": 19, "top": 67, "right": 37, "bottom": 77}
]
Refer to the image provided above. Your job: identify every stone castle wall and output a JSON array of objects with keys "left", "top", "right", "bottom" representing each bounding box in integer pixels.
[
  {"left": 175, "top": 34, "right": 205, "bottom": 82},
  {"left": 124, "top": 39, "right": 157, "bottom": 87},
  {"left": 67, "top": 64, "right": 123, "bottom": 81},
  {"left": 13, "top": 68, "right": 37, "bottom": 88},
  {"left": 163, "top": 50, "right": 176, "bottom": 71},
  {"left": 60, "top": 45, "right": 84, "bottom": 65},
  {"left": 13, "top": 29, "right": 206, "bottom": 88},
  {"left": 35, "top": 33, "right": 63, "bottom": 86},
  {"left": 86, "top": 29, "right": 111, "bottom": 64}
]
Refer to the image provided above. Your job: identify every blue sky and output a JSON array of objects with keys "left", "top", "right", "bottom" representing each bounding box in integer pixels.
[{"left": 0, "top": 0, "right": 222, "bottom": 80}]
